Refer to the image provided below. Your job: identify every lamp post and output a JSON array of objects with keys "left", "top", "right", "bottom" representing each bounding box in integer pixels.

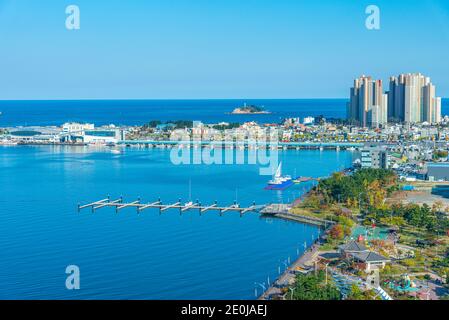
[
  {"left": 281, "top": 260, "right": 289, "bottom": 271},
  {"left": 324, "top": 262, "right": 330, "bottom": 285},
  {"left": 254, "top": 282, "right": 266, "bottom": 299},
  {"left": 289, "top": 287, "right": 296, "bottom": 300}
]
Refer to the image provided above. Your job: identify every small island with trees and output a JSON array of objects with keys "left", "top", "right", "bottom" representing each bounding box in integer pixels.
[{"left": 229, "top": 103, "right": 271, "bottom": 115}]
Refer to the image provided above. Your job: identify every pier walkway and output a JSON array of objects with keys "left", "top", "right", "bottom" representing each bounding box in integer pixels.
[
  {"left": 260, "top": 204, "right": 335, "bottom": 227},
  {"left": 259, "top": 242, "right": 321, "bottom": 300},
  {"left": 78, "top": 196, "right": 261, "bottom": 216}
]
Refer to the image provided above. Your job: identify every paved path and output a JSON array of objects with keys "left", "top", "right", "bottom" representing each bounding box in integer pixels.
[{"left": 259, "top": 242, "right": 320, "bottom": 300}]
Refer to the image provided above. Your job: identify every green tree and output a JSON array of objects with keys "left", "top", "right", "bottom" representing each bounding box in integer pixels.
[
  {"left": 346, "top": 284, "right": 364, "bottom": 300},
  {"left": 291, "top": 271, "right": 341, "bottom": 300}
]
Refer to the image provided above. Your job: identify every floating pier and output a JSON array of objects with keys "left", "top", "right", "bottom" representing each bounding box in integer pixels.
[{"left": 78, "top": 196, "right": 259, "bottom": 216}]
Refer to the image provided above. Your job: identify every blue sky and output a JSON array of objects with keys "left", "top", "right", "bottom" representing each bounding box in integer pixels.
[{"left": 0, "top": 0, "right": 448, "bottom": 99}]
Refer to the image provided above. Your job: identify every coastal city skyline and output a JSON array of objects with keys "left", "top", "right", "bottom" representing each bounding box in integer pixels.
[{"left": 348, "top": 73, "right": 442, "bottom": 127}]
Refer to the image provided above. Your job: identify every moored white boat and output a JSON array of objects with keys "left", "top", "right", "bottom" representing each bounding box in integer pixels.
[{"left": 267, "top": 162, "right": 292, "bottom": 186}]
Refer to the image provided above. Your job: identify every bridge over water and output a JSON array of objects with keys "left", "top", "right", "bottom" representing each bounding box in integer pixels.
[{"left": 118, "top": 140, "right": 364, "bottom": 149}]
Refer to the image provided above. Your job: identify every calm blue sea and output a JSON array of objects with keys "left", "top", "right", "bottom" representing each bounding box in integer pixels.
[
  {"left": 0, "top": 99, "right": 350, "bottom": 126},
  {"left": 0, "top": 146, "right": 353, "bottom": 299},
  {"left": 0, "top": 99, "right": 448, "bottom": 127}
]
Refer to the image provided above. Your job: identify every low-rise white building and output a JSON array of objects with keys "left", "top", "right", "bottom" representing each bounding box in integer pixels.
[{"left": 62, "top": 122, "right": 94, "bottom": 134}]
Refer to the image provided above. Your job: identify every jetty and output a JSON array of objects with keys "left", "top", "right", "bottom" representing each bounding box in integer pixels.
[
  {"left": 78, "top": 196, "right": 259, "bottom": 216},
  {"left": 293, "top": 176, "right": 321, "bottom": 183},
  {"left": 260, "top": 204, "right": 336, "bottom": 227},
  {"left": 78, "top": 198, "right": 335, "bottom": 225}
]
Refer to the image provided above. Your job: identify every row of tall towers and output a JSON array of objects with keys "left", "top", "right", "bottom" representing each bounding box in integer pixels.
[{"left": 347, "top": 73, "right": 442, "bottom": 128}]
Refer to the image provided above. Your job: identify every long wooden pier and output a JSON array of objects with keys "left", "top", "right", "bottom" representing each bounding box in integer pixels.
[{"left": 78, "top": 196, "right": 259, "bottom": 216}]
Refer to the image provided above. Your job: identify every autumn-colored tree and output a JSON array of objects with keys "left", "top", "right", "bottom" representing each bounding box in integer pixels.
[
  {"left": 329, "top": 224, "right": 345, "bottom": 240},
  {"left": 317, "top": 168, "right": 397, "bottom": 209},
  {"left": 379, "top": 216, "right": 406, "bottom": 227},
  {"left": 366, "top": 180, "right": 387, "bottom": 209}
]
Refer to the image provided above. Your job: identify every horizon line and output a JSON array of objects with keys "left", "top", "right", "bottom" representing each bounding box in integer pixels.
[
  {"left": 0, "top": 97, "right": 350, "bottom": 101},
  {"left": 1, "top": 97, "right": 447, "bottom": 102}
]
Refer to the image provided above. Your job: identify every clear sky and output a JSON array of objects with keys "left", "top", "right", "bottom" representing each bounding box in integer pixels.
[{"left": 0, "top": 0, "right": 448, "bottom": 99}]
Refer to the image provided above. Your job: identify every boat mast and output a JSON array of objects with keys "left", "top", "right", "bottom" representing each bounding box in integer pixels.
[
  {"left": 275, "top": 162, "right": 282, "bottom": 178},
  {"left": 189, "top": 179, "right": 192, "bottom": 201}
]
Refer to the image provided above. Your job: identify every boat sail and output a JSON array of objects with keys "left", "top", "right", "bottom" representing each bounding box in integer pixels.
[
  {"left": 274, "top": 162, "right": 282, "bottom": 179},
  {"left": 267, "top": 162, "right": 292, "bottom": 186}
]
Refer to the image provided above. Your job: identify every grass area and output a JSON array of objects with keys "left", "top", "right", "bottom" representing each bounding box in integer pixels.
[
  {"left": 396, "top": 225, "right": 449, "bottom": 275},
  {"left": 289, "top": 206, "right": 337, "bottom": 221}
]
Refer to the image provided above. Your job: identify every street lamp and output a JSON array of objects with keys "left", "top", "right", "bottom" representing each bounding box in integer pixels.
[
  {"left": 254, "top": 282, "right": 266, "bottom": 298},
  {"left": 289, "top": 287, "right": 296, "bottom": 300},
  {"left": 324, "top": 262, "right": 330, "bottom": 285}
]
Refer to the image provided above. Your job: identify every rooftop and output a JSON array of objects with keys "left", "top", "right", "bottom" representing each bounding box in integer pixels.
[
  {"left": 339, "top": 240, "right": 368, "bottom": 252},
  {"left": 351, "top": 251, "right": 390, "bottom": 263}
]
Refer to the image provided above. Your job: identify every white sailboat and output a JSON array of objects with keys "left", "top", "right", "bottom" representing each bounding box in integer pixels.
[{"left": 268, "top": 162, "right": 292, "bottom": 185}]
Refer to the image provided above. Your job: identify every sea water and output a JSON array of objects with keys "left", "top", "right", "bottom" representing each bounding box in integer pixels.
[{"left": 0, "top": 146, "right": 353, "bottom": 299}]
